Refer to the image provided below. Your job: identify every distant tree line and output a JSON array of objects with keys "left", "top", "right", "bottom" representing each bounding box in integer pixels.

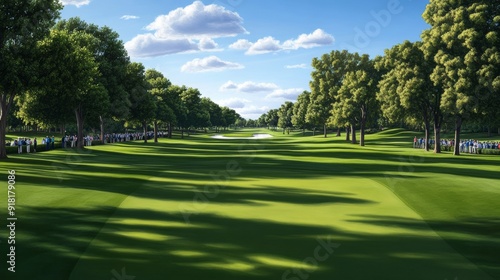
[
  {"left": 256, "top": 0, "right": 500, "bottom": 155},
  {"left": 0, "top": 1, "right": 242, "bottom": 158}
]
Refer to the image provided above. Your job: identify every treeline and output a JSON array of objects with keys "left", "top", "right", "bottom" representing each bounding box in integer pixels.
[
  {"left": 257, "top": 0, "right": 500, "bottom": 155},
  {"left": 0, "top": 2, "right": 242, "bottom": 158}
]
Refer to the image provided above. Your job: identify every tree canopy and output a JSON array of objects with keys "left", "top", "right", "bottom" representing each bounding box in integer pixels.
[{"left": 0, "top": 0, "right": 62, "bottom": 158}]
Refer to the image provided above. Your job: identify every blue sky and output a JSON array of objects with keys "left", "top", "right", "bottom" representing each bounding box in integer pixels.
[{"left": 60, "top": 0, "right": 430, "bottom": 119}]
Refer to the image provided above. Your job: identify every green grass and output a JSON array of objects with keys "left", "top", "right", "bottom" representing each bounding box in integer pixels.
[{"left": 0, "top": 128, "right": 499, "bottom": 280}]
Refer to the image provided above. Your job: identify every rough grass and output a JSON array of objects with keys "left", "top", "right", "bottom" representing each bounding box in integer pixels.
[{"left": 0, "top": 128, "right": 499, "bottom": 280}]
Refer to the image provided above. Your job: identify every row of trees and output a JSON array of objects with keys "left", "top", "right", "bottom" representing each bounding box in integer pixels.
[
  {"left": 258, "top": 0, "right": 500, "bottom": 155},
  {"left": 0, "top": 2, "right": 241, "bottom": 158}
]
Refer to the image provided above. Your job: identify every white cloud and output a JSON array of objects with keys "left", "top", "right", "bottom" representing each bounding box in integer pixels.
[
  {"left": 220, "top": 81, "right": 279, "bottom": 93},
  {"left": 181, "top": 56, "right": 244, "bottom": 73},
  {"left": 146, "top": 1, "right": 247, "bottom": 40},
  {"left": 121, "top": 15, "right": 140, "bottom": 20},
  {"left": 198, "top": 37, "right": 219, "bottom": 51},
  {"left": 239, "top": 81, "right": 279, "bottom": 93},
  {"left": 226, "top": 104, "right": 271, "bottom": 119},
  {"left": 231, "top": 29, "right": 334, "bottom": 55},
  {"left": 285, "top": 64, "right": 308, "bottom": 69},
  {"left": 60, "top": 0, "right": 90, "bottom": 7},
  {"left": 125, "top": 1, "right": 245, "bottom": 57},
  {"left": 283, "top": 29, "right": 335, "bottom": 50},
  {"left": 125, "top": 35, "right": 221, "bottom": 58},
  {"left": 266, "top": 88, "right": 304, "bottom": 100},
  {"left": 247, "top": 36, "right": 282, "bottom": 55},
  {"left": 236, "top": 105, "right": 270, "bottom": 115},
  {"left": 220, "top": 81, "right": 238, "bottom": 90},
  {"left": 217, "top": 98, "right": 250, "bottom": 109},
  {"left": 125, "top": 34, "right": 199, "bottom": 58},
  {"left": 229, "top": 39, "right": 253, "bottom": 50}
]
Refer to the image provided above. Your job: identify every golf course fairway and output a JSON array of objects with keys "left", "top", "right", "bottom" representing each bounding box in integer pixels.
[{"left": 1, "top": 129, "right": 499, "bottom": 280}]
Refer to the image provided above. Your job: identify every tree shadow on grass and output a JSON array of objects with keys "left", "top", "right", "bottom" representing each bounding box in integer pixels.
[
  {"left": 6, "top": 206, "right": 496, "bottom": 280},
  {"left": 2, "top": 138, "right": 499, "bottom": 280},
  {"left": 7, "top": 139, "right": 499, "bottom": 202},
  {"left": 348, "top": 214, "right": 500, "bottom": 279}
]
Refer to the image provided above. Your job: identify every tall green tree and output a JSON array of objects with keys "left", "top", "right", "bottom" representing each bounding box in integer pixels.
[
  {"left": 201, "top": 97, "right": 224, "bottom": 132},
  {"left": 165, "top": 85, "right": 188, "bottom": 138},
  {"left": 126, "top": 63, "right": 156, "bottom": 143},
  {"left": 258, "top": 113, "right": 268, "bottom": 128},
  {"left": 333, "top": 54, "right": 378, "bottom": 146},
  {"left": 307, "top": 53, "right": 335, "bottom": 137},
  {"left": 180, "top": 87, "right": 209, "bottom": 136},
  {"left": 246, "top": 119, "right": 257, "bottom": 128},
  {"left": 278, "top": 101, "right": 294, "bottom": 134},
  {"left": 292, "top": 91, "right": 311, "bottom": 135},
  {"left": 422, "top": 0, "right": 500, "bottom": 155},
  {"left": 145, "top": 69, "right": 174, "bottom": 142},
  {"left": 54, "top": 17, "right": 131, "bottom": 144},
  {"left": 377, "top": 41, "right": 442, "bottom": 152},
  {"left": 0, "top": 0, "right": 62, "bottom": 158},
  {"left": 221, "top": 107, "right": 238, "bottom": 130},
  {"left": 235, "top": 116, "right": 246, "bottom": 128},
  {"left": 34, "top": 29, "right": 108, "bottom": 149},
  {"left": 309, "top": 50, "right": 367, "bottom": 138},
  {"left": 265, "top": 109, "right": 279, "bottom": 130}
]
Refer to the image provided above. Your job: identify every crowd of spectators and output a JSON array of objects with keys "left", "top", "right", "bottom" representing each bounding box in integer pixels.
[
  {"left": 9, "top": 137, "right": 37, "bottom": 154},
  {"left": 413, "top": 136, "right": 500, "bottom": 154},
  {"left": 7, "top": 131, "right": 168, "bottom": 154}
]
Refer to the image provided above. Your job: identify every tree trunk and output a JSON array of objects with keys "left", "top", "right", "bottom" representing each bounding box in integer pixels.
[
  {"left": 360, "top": 120, "right": 365, "bottom": 147},
  {"left": 313, "top": 128, "right": 316, "bottom": 136},
  {"left": 433, "top": 116, "right": 442, "bottom": 153},
  {"left": 323, "top": 124, "right": 327, "bottom": 138},
  {"left": 75, "top": 108, "right": 85, "bottom": 150},
  {"left": 336, "top": 128, "right": 341, "bottom": 137},
  {"left": 424, "top": 116, "right": 430, "bottom": 152},
  {"left": 454, "top": 116, "right": 462, "bottom": 156},
  {"left": 424, "top": 123, "right": 430, "bottom": 152},
  {"left": 181, "top": 128, "right": 184, "bottom": 139},
  {"left": 0, "top": 107, "right": 8, "bottom": 159},
  {"left": 154, "top": 121, "right": 159, "bottom": 143},
  {"left": 143, "top": 122, "right": 148, "bottom": 143},
  {"left": 360, "top": 108, "right": 367, "bottom": 146},
  {"left": 433, "top": 111, "right": 443, "bottom": 154},
  {"left": 99, "top": 115, "right": 105, "bottom": 145},
  {"left": 0, "top": 93, "right": 15, "bottom": 159},
  {"left": 351, "top": 124, "right": 356, "bottom": 144},
  {"left": 487, "top": 126, "right": 491, "bottom": 137},
  {"left": 302, "top": 128, "right": 305, "bottom": 136},
  {"left": 346, "top": 127, "right": 350, "bottom": 141}
]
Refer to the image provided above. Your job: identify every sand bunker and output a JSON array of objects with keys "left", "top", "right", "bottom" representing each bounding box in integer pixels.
[{"left": 211, "top": 133, "right": 273, "bottom": 140}]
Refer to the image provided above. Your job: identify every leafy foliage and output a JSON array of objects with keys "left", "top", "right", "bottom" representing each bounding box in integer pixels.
[{"left": 0, "top": 0, "right": 62, "bottom": 158}]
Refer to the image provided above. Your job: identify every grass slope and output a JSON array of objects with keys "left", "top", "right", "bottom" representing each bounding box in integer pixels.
[{"left": 0, "top": 129, "right": 499, "bottom": 280}]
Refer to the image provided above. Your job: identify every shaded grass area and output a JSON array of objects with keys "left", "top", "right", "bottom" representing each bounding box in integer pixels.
[{"left": 0, "top": 128, "right": 499, "bottom": 279}]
